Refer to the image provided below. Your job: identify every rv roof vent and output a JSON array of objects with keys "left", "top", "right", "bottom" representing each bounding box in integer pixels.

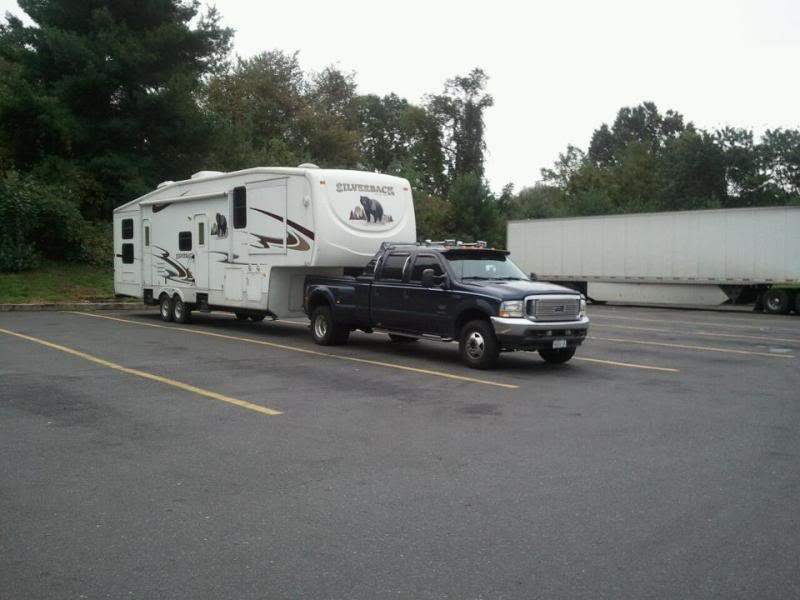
[
  {"left": 157, "top": 180, "right": 174, "bottom": 189},
  {"left": 191, "top": 170, "right": 224, "bottom": 179},
  {"left": 298, "top": 163, "right": 320, "bottom": 169}
]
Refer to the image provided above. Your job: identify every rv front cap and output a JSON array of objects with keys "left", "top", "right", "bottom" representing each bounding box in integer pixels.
[{"left": 335, "top": 182, "right": 395, "bottom": 196}]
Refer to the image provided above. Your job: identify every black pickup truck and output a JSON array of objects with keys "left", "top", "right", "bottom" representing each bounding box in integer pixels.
[{"left": 304, "top": 243, "right": 590, "bottom": 369}]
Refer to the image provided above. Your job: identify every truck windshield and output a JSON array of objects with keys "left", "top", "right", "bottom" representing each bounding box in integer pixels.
[{"left": 445, "top": 252, "right": 528, "bottom": 281}]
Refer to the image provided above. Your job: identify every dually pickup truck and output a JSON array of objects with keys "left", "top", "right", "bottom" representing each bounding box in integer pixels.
[{"left": 304, "top": 242, "right": 590, "bottom": 369}]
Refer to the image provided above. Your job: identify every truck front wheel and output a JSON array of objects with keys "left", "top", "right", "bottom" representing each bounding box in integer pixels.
[
  {"left": 311, "top": 306, "right": 350, "bottom": 346},
  {"left": 539, "top": 347, "right": 577, "bottom": 364},
  {"left": 459, "top": 320, "right": 499, "bottom": 369}
]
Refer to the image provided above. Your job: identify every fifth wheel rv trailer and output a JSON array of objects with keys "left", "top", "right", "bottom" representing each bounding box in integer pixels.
[
  {"left": 507, "top": 206, "right": 800, "bottom": 314},
  {"left": 113, "top": 166, "right": 416, "bottom": 322}
]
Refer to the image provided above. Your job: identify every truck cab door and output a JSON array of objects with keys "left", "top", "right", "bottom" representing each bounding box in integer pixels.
[
  {"left": 371, "top": 252, "right": 410, "bottom": 331},
  {"left": 404, "top": 254, "right": 452, "bottom": 336}
]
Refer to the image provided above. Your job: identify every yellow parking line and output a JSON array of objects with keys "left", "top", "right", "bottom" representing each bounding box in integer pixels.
[
  {"left": 0, "top": 327, "right": 282, "bottom": 415},
  {"left": 573, "top": 356, "right": 679, "bottom": 373},
  {"left": 590, "top": 335, "right": 794, "bottom": 359},
  {"left": 593, "top": 323, "right": 800, "bottom": 344},
  {"left": 69, "top": 312, "right": 519, "bottom": 390}
]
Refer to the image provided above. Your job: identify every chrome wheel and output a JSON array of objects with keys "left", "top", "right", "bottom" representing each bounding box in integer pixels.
[
  {"left": 314, "top": 314, "right": 328, "bottom": 339},
  {"left": 173, "top": 300, "right": 183, "bottom": 320},
  {"left": 465, "top": 331, "right": 485, "bottom": 360}
]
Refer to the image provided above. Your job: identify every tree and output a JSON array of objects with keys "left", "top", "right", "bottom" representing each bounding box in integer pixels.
[
  {"left": 447, "top": 174, "right": 502, "bottom": 245},
  {"left": 0, "top": 0, "right": 233, "bottom": 217},
  {"left": 426, "top": 68, "right": 493, "bottom": 188}
]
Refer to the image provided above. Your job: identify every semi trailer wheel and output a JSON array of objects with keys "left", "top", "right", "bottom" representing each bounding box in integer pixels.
[
  {"left": 763, "top": 288, "right": 792, "bottom": 315},
  {"left": 159, "top": 295, "right": 173, "bottom": 322}
]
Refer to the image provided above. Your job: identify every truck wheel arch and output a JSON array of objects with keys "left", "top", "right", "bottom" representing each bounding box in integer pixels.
[
  {"left": 453, "top": 308, "right": 492, "bottom": 339},
  {"left": 307, "top": 289, "right": 334, "bottom": 316}
]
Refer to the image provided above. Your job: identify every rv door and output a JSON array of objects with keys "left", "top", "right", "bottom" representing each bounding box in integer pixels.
[{"left": 142, "top": 218, "right": 152, "bottom": 286}]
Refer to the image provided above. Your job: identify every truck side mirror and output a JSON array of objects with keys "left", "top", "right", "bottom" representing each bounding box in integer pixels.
[
  {"left": 529, "top": 272, "right": 538, "bottom": 281},
  {"left": 421, "top": 268, "right": 435, "bottom": 287}
]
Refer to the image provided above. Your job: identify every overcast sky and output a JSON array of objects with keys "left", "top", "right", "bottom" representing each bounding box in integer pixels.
[{"left": 3, "top": 0, "right": 798, "bottom": 192}]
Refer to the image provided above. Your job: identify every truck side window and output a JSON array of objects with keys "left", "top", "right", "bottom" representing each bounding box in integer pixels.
[
  {"left": 410, "top": 255, "right": 444, "bottom": 282},
  {"left": 121, "top": 218, "right": 133, "bottom": 240},
  {"left": 121, "top": 243, "right": 134, "bottom": 264},
  {"left": 380, "top": 253, "right": 409, "bottom": 281},
  {"left": 233, "top": 186, "right": 247, "bottom": 229},
  {"left": 179, "top": 231, "right": 192, "bottom": 251}
]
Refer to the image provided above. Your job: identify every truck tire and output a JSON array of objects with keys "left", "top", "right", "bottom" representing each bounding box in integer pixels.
[
  {"left": 388, "top": 334, "right": 418, "bottom": 343},
  {"left": 234, "top": 312, "right": 248, "bottom": 321},
  {"left": 159, "top": 295, "right": 173, "bottom": 322},
  {"left": 311, "top": 306, "right": 349, "bottom": 346},
  {"left": 763, "top": 288, "right": 792, "bottom": 315},
  {"left": 172, "top": 295, "right": 191, "bottom": 324},
  {"left": 459, "top": 320, "right": 499, "bottom": 369},
  {"left": 539, "top": 347, "right": 577, "bottom": 364}
]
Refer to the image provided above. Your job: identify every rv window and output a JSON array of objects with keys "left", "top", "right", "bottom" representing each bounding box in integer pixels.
[
  {"left": 144, "top": 226, "right": 150, "bottom": 247},
  {"left": 198, "top": 222, "right": 205, "bottom": 246},
  {"left": 179, "top": 231, "right": 192, "bottom": 251},
  {"left": 121, "top": 243, "right": 134, "bottom": 264},
  {"left": 121, "top": 219, "right": 133, "bottom": 240},
  {"left": 379, "top": 253, "right": 409, "bottom": 281},
  {"left": 233, "top": 186, "right": 247, "bottom": 229}
]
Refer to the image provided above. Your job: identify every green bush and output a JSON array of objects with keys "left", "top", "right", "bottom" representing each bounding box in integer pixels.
[
  {"left": 0, "top": 173, "right": 41, "bottom": 271},
  {"left": 0, "top": 171, "right": 111, "bottom": 272}
]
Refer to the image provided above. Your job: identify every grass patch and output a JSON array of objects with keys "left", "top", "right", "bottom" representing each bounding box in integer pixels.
[{"left": 0, "top": 260, "right": 115, "bottom": 303}]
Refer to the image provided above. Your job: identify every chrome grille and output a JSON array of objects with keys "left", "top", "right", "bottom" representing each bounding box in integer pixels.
[{"left": 527, "top": 296, "right": 581, "bottom": 321}]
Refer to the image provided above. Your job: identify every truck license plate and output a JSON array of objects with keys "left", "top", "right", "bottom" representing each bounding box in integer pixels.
[{"left": 553, "top": 339, "right": 567, "bottom": 349}]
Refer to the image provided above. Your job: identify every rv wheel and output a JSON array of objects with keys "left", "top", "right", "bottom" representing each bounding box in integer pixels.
[
  {"left": 159, "top": 295, "right": 173, "bottom": 322},
  {"left": 234, "top": 312, "right": 248, "bottom": 321},
  {"left": 249, "top": 314, "right": 266, "bottom": 322},
  {"left": 172, "top": 296, "right": 191, "bottom": 324}
]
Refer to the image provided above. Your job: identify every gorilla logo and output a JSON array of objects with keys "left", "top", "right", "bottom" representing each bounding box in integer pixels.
[{"left": 359, "top": 196, "right": 384, "bottom": 223}]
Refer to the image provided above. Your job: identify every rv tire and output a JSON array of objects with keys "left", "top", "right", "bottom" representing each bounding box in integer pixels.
[
  {"left": 159, "top": 295, "right": 173, "bottom": 322},
  {"left": 249, "top": 314, "right": 266, "bottom": 322},
  {"left": 311, "top": 306, "right": 349, "bottom": 346},
  {"left": 172, "top": 295, "right": 191, "bottom": 324},
  {"left": 234, "top": 312, "right": 248, "bottom": 321}
]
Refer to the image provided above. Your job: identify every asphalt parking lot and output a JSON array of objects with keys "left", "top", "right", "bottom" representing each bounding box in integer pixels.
[{"left": 1, "top": 305, "right": 799, "bottom": 599}]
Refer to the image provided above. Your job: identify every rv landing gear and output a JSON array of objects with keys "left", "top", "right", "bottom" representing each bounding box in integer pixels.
[
  {"left": 160, "top": 295, "right": 173, "bottom": 322},
  {"left": 172, "top": 295, "right": 191, "bottom": 324}
]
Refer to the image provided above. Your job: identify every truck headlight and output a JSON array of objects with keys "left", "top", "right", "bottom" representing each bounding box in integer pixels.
[
  {"left": 499, "top": 300, "right": 525, "bottom": 318},
  {"left": 579, "top": 298, "right": 587, "bottom": 318}
]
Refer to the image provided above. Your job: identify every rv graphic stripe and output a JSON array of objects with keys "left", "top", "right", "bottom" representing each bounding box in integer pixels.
[{"left": 250, "top": 208, "right": 315, "bottom": 240}]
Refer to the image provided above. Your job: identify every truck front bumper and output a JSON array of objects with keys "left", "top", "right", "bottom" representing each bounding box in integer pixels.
[{"left": 490, "top": 316, "right": 590, "bottom": 351}]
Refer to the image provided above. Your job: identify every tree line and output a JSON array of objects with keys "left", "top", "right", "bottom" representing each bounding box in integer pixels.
[{"left": 0, "top": 1, "right": 798, "bottom": 272}]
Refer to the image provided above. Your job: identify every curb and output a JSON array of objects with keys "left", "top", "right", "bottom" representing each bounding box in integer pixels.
[{"left": 0, "top": 302, "right": 149, "bottom": 312}]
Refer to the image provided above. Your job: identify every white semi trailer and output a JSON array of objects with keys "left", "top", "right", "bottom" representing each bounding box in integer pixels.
[
  {"left": 507, "top": 206, "right": 800, "bottom": 314},
  {"left": 113, "top": 165, "right": 416, "bottom": 322}
]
